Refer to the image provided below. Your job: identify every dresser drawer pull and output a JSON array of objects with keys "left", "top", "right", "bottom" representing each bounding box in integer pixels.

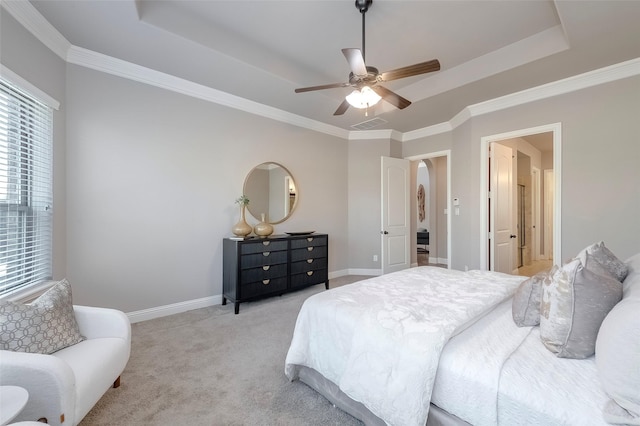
[
  {"left": 262, "top": 252, "right": 271, "bottom": 257},
  {"left": 307, "top": 237, "right": 314, "bottom": 242},
  {"left": 306, "top": 271, "right": 314, "bottom": 276},
  {"left": 262, "top": 241, "right": 270, "bottom": 246},
  {"left": 262, "top": 279, "right": 270, "bottom": 285},
  {"left": 263, "top": 265, "right": 270, "bottom": 271},
  {"left": 306, "top": 259, "right": 314, "bottom": 264},
  {"left": 307, "top": 247, "right": 314, "bottom": 252}
]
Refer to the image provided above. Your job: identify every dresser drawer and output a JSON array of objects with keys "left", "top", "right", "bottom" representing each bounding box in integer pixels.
[
  {"left": 241, "top": 263, "right": 288, "bottom": 282},
  {"left": 290, "top": 235, "right": 327, "bottom": 249},
  {"left": 291, "top": 245, "right": 327, "bottom": 262},
  {"left": 240, "top": 239, "right": 288, "bottom": 254},
  {"left": 290, "top": 269, "right": 328, "bottom": 289},
  {"left": 291, "top": 257, "right": 327, "bottom": 274},
  {"left": 241, "top": 276, "right": 288, "bottom": 299},
  {"left": 240, "top": 250, "right": 288, "bottom": 269}
]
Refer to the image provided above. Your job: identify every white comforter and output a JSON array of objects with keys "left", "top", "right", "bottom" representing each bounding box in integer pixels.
[{"left": 285, "top": 266, "right": 526, "bottom": 426}]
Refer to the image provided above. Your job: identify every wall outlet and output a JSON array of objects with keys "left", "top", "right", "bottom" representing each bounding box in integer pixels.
[{"left": 373, "top": 255, "right": 378, "bottom": 262}]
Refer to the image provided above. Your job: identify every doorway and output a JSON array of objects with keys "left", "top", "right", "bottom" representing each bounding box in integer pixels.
[
  {"left": 480, "top": 123, "right": 561, "bottom": 273},
  {"left": 408, "top": 150, "right": 451, "bottom": 269}
]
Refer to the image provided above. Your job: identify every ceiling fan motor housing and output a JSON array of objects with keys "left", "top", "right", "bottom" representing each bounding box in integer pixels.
[{"left": 349, "top": 66, "right": 379, "bottom": 87}]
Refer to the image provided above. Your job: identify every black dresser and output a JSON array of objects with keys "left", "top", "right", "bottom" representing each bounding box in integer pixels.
[{"left": 222, "top": 233, "right": 329, "bottom": 314}]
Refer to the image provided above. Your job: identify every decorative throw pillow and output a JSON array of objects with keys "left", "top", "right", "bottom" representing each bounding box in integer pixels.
[
  {"left": 596, "top": 298, "right": 640, "bottom": 425},
  {"left": 0, "top": 279, "right": 85, "bottom": 354},
  {"left": 539, "top": 256, "right": 622, "bottom": 358},
  {"left": 577, "top": 241, "right": 628, "bottom": 282},
  {"left": 512, "top": 268, "right": 553, "bottom": 327}
]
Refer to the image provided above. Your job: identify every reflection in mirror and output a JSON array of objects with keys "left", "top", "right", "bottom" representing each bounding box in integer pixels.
[{"left": 244, "top": 162, "right": 297, "bottom": 224}]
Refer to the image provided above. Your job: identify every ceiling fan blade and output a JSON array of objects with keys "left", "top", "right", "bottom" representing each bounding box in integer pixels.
[
  {"left": 379, "top": 59, "right": 441, "bottom": 82},
  {"left": 371, "top": 85, "right": 411, "bottom": 110},
  {"left": 295, "top": 82, "right": 350, "bottom": 93},
  {"left": 333, "top": 99, "right": 350, "bottom": 116},
  {"left": 342, "top": 48, "right": 368, "bottom": 76}
]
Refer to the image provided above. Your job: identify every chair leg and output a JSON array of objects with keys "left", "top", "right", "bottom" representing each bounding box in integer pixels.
[{"left": 113, "top": 376, "right": 121, "bottom": 388}]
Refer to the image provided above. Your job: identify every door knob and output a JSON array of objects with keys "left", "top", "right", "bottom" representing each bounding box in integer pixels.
[
  {"left": 510, "top": 235, "right": 517, "bottom": 239},
  {"left": 381, "top": 231, "right": 389, "bottom": 235}
]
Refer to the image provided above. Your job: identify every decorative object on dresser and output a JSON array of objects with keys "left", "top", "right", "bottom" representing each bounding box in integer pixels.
[
  {"left": 232, "top": 195, "right": 252, "bottom": 237},
  {"left": 253, "top": 213, "right": 274, "bottom": 238},
  {"left": 223, "top": 234, "right": 328, "bottom": 314}
]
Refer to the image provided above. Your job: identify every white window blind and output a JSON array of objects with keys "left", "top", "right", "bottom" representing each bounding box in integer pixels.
[{"left": 0, "top": 77, "right": 53, "bottom": 296}]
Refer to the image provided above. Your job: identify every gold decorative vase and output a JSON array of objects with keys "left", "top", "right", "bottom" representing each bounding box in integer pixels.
[
  {"left": 253, "top": 213, "right": 274, "bottom": 238},
  {"left": 232, "top": 205, "right": 252, "bottom": 237}
]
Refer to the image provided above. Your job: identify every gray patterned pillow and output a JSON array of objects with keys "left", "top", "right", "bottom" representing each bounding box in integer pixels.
[
  {"left": 512, "top": 268, "right": 552, "bottom": 327},
  {"left": 577, "top": 241, "right": 628, "bottom": 282},
  {"left": 540, "top": 256, "right": 622, "bottom": 358},
  {"left": 0, "top": 279, "right": 85, "bottom": 354}
]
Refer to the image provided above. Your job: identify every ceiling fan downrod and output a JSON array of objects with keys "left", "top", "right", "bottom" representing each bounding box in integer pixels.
[{"left": 355, "top": 0, "right": 372, "bottom": 62}]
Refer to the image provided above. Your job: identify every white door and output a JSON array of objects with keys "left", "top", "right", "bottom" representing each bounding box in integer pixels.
[
  {"left": 381, "top": 156, "right": 410, "bottom": 274},
  {"left": 490, "top": 143, "right": 515, "bottom": 273},
  {"left": 544, "top": 170, "right": 555, "bottom": 260}
]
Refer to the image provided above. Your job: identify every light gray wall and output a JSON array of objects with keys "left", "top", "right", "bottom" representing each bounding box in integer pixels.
[
  {"left": 403, "top": 76, "right": 640, "bottom": 269},
  {"left": 64, "top": 65, "right": 348, "bottom": 311},
  {"left": 347, "top": 138, "right": 393, "bottom": 271},
  {"left": 4, "top": 9, "right": 639, "bottom": 313},
  {"left": 1, "top": 11, "right": 68, "bottom": 282}
]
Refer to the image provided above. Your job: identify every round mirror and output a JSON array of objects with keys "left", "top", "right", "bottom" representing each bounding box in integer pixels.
[{"left": 243, "top": 162, "right": 297, "bottom": 224}]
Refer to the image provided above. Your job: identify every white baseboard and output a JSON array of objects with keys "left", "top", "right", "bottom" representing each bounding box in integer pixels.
[
  {"left": 126, "top": 269, "right": 380, "bottom": 323},
  {"left": 347, "top": 268, "right": 382, "bottom": 276},
  {"left": 127, "top": 295, "right": 222, "bottom": 323}
]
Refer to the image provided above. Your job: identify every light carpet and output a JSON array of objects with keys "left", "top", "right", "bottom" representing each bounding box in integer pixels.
[{"left": 80, "top": 276, "right": 369, "bottom": 425}]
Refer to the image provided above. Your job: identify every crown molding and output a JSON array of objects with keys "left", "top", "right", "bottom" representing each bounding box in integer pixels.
[
  {"left": 1, "top": 0, "right": 70, "bottom": 60},
  {"left": 66, "top": 46, "right": 349, "bottom": 140},
  {"left": 402, "top": 56, "right": 640, "bottom": 142},
  {"left": 6, "top": 0, "right": 640, "bottom": 143}
]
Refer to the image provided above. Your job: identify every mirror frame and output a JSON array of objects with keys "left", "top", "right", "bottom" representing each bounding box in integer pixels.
[{"left": 243, "top": 162, "right": 298, "bottom": 225}]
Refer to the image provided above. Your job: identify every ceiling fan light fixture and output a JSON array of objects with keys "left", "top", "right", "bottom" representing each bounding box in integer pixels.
[{"left": 346, "top": 86, "right": 381, "bottom": 109}]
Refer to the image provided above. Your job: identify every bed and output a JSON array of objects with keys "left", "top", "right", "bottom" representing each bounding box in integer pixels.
[{"left": 285, "top": 244, "right": 640, "bottom": 426}]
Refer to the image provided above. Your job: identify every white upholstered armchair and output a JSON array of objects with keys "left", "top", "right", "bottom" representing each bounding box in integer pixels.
[{"left": 0, "top": 305, "right": 131, "bottom": 425}]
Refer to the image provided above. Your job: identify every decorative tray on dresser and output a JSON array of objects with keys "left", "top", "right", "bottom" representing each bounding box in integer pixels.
[{"left": 222, "top": 233, "right": 329, "bottom": 314}]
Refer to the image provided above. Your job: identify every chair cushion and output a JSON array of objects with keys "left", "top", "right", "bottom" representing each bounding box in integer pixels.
[{"left": 0, "top": 279, "right": 85, "bottom": 354}]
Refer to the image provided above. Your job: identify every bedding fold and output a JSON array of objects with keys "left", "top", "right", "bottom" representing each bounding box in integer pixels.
[{"left": 285, "top": 267, "right": 525, "bottom": 426}]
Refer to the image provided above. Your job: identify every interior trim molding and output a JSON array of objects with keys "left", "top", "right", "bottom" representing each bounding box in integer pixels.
[
  {"left": 1, "top": 0, "right": 70, "bottom": 60},
  {"left": 66, "top": 46, "right": 350, "bottom": 140},
  {"left": 126, "top": 295, "right": 222, "bottom": 323},
  {"left": 5, "top": 0, "right": 640, "bottom": 143},
  {"left": 403, "top": 56, "right": 640, "bottom": 142}
]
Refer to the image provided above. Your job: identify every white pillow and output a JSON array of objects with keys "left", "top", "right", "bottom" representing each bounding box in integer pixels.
[{"left": 596, "top": 298, "right": 640, "bottom": 424}]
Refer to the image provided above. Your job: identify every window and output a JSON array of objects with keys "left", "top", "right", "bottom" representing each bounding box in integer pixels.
[{"left": 0, "top": 77, "right": 53, "bottom": 297}]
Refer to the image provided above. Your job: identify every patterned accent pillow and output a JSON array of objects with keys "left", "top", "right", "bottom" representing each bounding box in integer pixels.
[
  {"left": 577, "top": 241, "right": 628, "bottom": 282},
  {"left": 540, "top": 256, "right": 622, "bottom": 358},
  {"left": 0, "top": 279, "right": 85, "bottom": 354},
  {"left": 512, "top": 268, "right": 553, "bottom": 327}
]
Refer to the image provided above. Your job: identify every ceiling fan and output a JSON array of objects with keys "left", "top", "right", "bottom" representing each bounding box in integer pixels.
[{"left": 294, "top": 0, "right": 440, "bottom": 116}]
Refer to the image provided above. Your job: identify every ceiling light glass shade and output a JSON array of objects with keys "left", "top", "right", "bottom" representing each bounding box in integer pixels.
[{"left": 346, "top": 86, "right": 381, "bottom": 109}]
